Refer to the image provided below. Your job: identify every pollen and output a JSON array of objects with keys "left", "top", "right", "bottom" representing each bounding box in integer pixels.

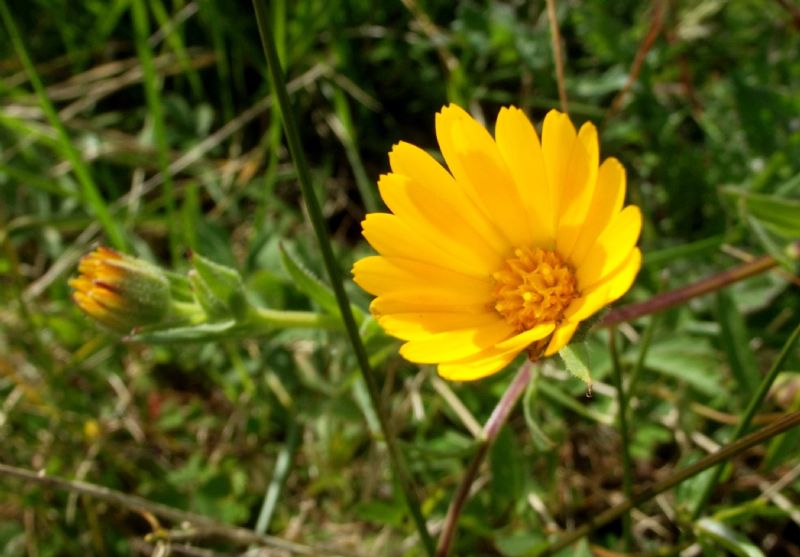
[{"left": 492, "top": 247, "right": 578, "bottom": 332}]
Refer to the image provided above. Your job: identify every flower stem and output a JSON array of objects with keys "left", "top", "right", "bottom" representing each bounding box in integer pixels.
[
  {"left": 539, "top": 410, "right": 800, "bottom": 555},
  {"left": 608, "top": 328, "right": 634, "bottom": 551},
  {"left": 249, "top": 307, "right": 342, "bottom": 331},
  {"left": 250, "top": 3, "right": 434, "bottom": 554},
  {"left": 436, "top": 361, "right": 534, "bottom": 557},
  {"left": 690, "top": 322, "right": 800, "bottom": 519},
  {"left": 601, "top": 253, "right": 779, "bottom": 327}
]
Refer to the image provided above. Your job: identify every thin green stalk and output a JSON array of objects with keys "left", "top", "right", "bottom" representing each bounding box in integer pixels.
[
  {"left": 609, "top": 328, "right": 634, "bottom": 551},
  {"left": 255, "top": 417, "right": 299, "bottom": 535},
  {"left": 539, "top": 410, "right": 800, "bottom": 555},
  {"left": 330, "top": 88, "right": 380, "bottom": 213},
  {"left": 131, "top": 0, "right": 179, "bottom": 265},
  {"left": 0, "top": 0, "right": 126, "bottom": 250},
  {"left": 690, "top": 322, "right": 800, "bottom": 519},
  {"left": 625, "top": 314, "right": 658, "bottom": 402},
  {"left": 148, "top": 0, "right": 204, "bottom": 98},
  {"left": 538, "top": 381, "right": 612, "bottom": 425},
  {"left": 249, "top": 3, "right": 435, "bottom": 554},
  {"left": 250, "top": 307, "right": 342, "bottom": 331}
]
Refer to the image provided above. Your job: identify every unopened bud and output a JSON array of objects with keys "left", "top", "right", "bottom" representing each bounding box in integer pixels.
[{"left": 69, "top": 247, "right": 171, "bottom": 333}]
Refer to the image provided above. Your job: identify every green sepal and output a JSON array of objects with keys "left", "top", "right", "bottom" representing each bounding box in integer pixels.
[
  {"left": 125, "top": 320, "right": 243, "bottom": 343},
  {"left": 558, "top": 343, "right": 593, "bottom": 387},
  {"left": 189, "top": 253, "right": 246, "bottom": 319}
]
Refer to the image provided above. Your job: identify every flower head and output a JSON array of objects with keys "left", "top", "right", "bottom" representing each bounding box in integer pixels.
[
  {"left": 353, "top": 105, "right": 642, "bottom": 381},
  {"left": 70, "top": 247, "right": 171, "bottom": 333}
]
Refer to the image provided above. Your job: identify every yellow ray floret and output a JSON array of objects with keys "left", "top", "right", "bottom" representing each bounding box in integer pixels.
[{"left": 353, "top": 105, "right": 642, "bottom": 381}]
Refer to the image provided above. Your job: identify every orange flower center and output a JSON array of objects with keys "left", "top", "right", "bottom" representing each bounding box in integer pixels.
[{"left": 492, "top": 247, "right": 578, "bottom": 332}]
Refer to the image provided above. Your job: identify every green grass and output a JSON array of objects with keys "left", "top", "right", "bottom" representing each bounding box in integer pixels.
[{"left": 1, "top": 1, "right": 800, "bottom": 556}]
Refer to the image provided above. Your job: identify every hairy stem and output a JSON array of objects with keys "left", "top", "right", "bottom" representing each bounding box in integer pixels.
[
  {"left": 436, "top": 361, "right": 535, "bottom": 556},
  {"left": 602, "top": 254, "right": 779, "bottom": 327}
]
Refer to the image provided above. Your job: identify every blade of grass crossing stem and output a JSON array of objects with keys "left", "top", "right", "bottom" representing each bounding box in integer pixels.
[
  {"left": 608, "top": 328, "right": 634, "bottom": 551},
  {"left": 690, "top": 322, "right": 800, "bottom": 520},
  {"left": 148, "top": 0, "right": 204, "bottom": 98},
  {"left": 625, "top": 314, "right": 658, "bottom": 405},
  {"left": 0, "top": 0, "right": 126, "bottom": 250},
  {"left": 253, "top": 0, "right": 285, "bottom": 239},
  {"left": 715, "top": 290, "right": 761, "bottom": 396},
  {"left": 255, "top": 418, "right": 299, "bottom": 535},
  {"left": 330, "top": 87, "right": 380, "bottom": 213},
  {"left": 249, "top": 3, "right": 435, "bottom": 554},
  {"left": 131, "top": 0, "right": 179, "bottom": 265}
]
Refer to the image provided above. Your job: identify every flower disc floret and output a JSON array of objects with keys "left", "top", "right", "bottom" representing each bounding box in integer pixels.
[{"left": 493, "top": 247, "right": 578, "bottom": 332}]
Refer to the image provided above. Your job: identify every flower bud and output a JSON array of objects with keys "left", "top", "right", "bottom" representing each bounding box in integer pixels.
[{"left": 69, "top": 247, "right": 171, "bottom": 333}]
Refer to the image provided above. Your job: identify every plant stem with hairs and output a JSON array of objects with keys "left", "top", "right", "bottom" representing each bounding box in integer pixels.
[{"left": 436, "top": 361, "right": 535, "bottom": 557}]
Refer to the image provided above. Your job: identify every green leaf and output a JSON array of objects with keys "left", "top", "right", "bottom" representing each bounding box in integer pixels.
[
  {"left": 489, "top": 426, "right": 524, "bottom": 514},
  {"left": 558, "top": 343, "right": 592, "bottom": 386},
  {"left": 128, "top": 320, "right": 241, "bottom": 343},
  {"left": 354, "top": 500, "right": 406, "bottom": 528},
  {"left": 643, "top": 337, "right": 722, "bottom": 397},
  {"left": 279, "top": 244, "right": 364, "bottom": 324},
  {"left": 522, "top": 372, "right": 556, "bottom": 451},
  {"left": 746, "top": 216, "right": 794, "bottom": 270},
  {"left": 494, "top": 532, "right": 547, "bottom": 557},
  {"left": 723, "top": 187, "right": 800, "bottom": 238},
  {"left": 715, "top": 290, "right": 760, "bottom": 396},
  {"left": 696, "top": 518, "right": 766, "bottom": 557}
]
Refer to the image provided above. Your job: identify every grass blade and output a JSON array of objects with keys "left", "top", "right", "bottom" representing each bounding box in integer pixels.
[{"left": 250, "top": 3, "right": 435, "bottom": 553}]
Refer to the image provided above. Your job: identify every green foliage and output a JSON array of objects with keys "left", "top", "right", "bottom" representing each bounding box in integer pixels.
[{"left": 1, "top": 0, "right": 799, "bottom": 556}]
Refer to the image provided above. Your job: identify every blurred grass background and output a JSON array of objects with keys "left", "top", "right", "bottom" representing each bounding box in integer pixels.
[{"left": 1, "top": 0, "right": 800, "bottom": 555}]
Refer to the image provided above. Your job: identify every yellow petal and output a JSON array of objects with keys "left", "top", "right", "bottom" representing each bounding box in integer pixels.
[
  {"left": 378, "top": 311, "right": 502, "bottom": 341},
  {"left": 377, "top": 173, "right": 502, "bottom": 271},
  {"left": 544, "top": 322, "right": 579, "bottom": 356},
  {"left": 436, "top": 104, "right": 530, "bottom": 248},
  {"left": 494, "top": 322, "right": 555, "bottom": 350},
  {"left": 578, "top": 121, "right": 599, "bottom": 170},
  {"left": 541, "top": 110, "right": 577, "bottom": 230},
  {"left": 568, "top": 157, "right": 626, "bottom": 266},
  {"left": 361, "top": 213, "right": 494, "bottom": 277},
  {"left": 389, "top": 141, "right": 508, "bottom": 254},
  {"left": 576, "top": 205, "right": 642, "bottom": 290},
  {"left": 555, "top": 126, "right": 595, "bottom": 257},
  {"left": 399, "top": 320, "right": 516, "bottom": 363},
  {"left": 371, "top": 290, "right": 490, "bottom": 316},
  {"left": 437, "top": 344, "right": 523, "bottom": 382},
  {"left": 566, "top": 248, "right": 642, "bottom": 322},
  {"left": 352, "top": 256, "right": 491, "bottom": 298},
  {"left": 494, "top": 106, "right": 553, "bottom": 246}
]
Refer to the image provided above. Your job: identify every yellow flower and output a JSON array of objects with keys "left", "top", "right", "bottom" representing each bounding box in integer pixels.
[
  {"left": 70, "top": 246, "right": 170, "bottom": 333},
  {"left": 353, "top": 105, "right": 642, "bottom": 381}
]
